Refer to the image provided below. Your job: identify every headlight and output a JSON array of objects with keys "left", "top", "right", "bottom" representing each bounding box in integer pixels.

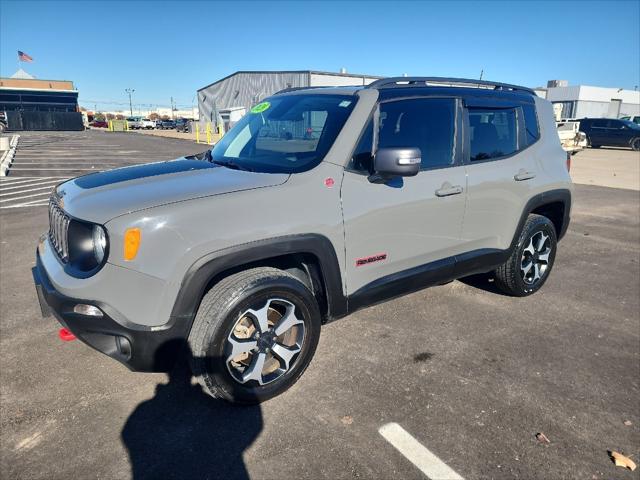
[
  {"left": 92, "top": 225, "right": 107, "bottom": 263},
  {"left": 65, "top": 220, "right": 109, "bottom": 276}
]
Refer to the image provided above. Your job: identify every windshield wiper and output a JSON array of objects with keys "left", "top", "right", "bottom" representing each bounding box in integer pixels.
[{"left": 211, "top": 159, "right": 254, "bottom": 172}]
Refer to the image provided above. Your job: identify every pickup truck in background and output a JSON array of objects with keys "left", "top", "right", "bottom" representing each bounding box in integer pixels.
[{"left": 556, "top": 120, "right": 587, "bottom": 155}]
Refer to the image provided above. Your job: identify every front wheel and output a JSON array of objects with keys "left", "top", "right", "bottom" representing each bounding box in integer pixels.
[
  {"left": 188, "top": 267, "right": 321, "bottom": 404},
  {"left": 494, "top": 214, "right": 557, "bottom": 296},
  {"left": 631, "top": 137, "right": 640, "bottom": 151}
]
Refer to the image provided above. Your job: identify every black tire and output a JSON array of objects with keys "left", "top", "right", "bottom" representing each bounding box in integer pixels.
[
  {"left": 188, "top": 267, "right": 321, "bottom": 404},
  {"left": 494, "top": 214, "right": 557, "bottom": 297},
  {"left": 631, "top": 137, "right": 640, "bottom": 151}
]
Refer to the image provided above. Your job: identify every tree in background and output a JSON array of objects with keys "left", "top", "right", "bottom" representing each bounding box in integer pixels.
[
  {"left": 105, "top": 113, "right": 115, "bottom": 120},
  {"left": 149, "top": 112, "right": 160, "bottom": 121}
]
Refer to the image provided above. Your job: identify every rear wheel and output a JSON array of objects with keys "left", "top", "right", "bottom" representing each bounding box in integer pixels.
[
  {"left": 494, "top": 214, "right": 557, "bottom": 297},
  {"left": 188, "top": 267, "right": 321, "bottom": 404},
  {"left": 631, "top": 137, "right": 640, "bottom": 151}
]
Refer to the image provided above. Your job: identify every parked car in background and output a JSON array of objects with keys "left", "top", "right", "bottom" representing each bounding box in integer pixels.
[
  {"left": 139, "top": 118, "right": 156, "bottom": 130},
  {"left": 577, "top": 118, "right": 640, "bottom": 150},
  {"left": 175, "top": 118, "right": 191, "bottom": 133},
  {"left": 556, "top": 120, "right": 587, "bottom": 155},
  {"left": 155, "top": 119, "right": 163, "bottom": 129},
  {"left": 160, "top": 119, "right": 176, "bottom": 129},
  {"left": 620, "top": 115, "right": 640, "bottom": 125},
  {"left": 89, "top": 120, "right": 109, "bottom": 128},
  {"left": 126, "top": 117, "right": 143, "bottom": 129}
]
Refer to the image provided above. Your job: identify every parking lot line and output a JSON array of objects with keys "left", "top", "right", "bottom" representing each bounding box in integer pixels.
[
  {"left": 379, "top": 423, "right": 464, "bottom": 480},
  {"left": 0, "top": 192, "right": 51, "bottom": 203},
  {"left": 0, "top": 185, "right": 56, "bottom": 197},
  {"left": 0, "top": 180, "right": 64, "bottom": 191}
]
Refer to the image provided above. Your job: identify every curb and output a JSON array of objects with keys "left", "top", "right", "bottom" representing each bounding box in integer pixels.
[{"left": 0, "top": 134, "right": 20, "bottom": 177}]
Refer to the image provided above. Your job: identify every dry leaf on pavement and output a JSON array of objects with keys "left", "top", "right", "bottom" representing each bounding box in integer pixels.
[
  {"left": 535, "top": 432, "right": 550, "bottom": 444},
  {"left": 609, "top": 451, "right": 636, "bottom": 471},
  {"left": 340, "top": 416, "right": 353, "bottom": 425}
]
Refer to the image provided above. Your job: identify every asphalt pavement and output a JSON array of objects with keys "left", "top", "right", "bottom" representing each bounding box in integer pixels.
[{"left": 0, "top": 132, "right": 638, "bottom": 479}]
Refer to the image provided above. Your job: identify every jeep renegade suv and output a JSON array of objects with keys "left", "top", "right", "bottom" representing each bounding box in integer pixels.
[{"left": 33, "top": 77, "right": 572, "bottom": 404}]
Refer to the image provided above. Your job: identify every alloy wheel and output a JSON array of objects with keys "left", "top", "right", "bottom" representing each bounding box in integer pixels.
[
  {"left": 520, "top": 231, "right": 552, "bottom": 286},
  {"left": 225, "top": 298, "right": 305, "bottom": 386}
]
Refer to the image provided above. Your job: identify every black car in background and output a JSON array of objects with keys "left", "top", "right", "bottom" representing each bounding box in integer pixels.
[
  {"left": 578, "top": 118, "right": 640, "bottom": 150},
  {"left": 175, "top": 118, "right": 191, "bottom": 133},
  {"left": 160, "top": 119, "right": 176, "bottom": 130}
]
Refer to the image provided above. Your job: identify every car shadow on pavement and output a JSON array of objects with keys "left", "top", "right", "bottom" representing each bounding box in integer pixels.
[
  {"left": 121, "top": 345, "right": 262, "bottom": 480},
  {"left": 458, "top": 272, "right": 510, "bottom": 296}
]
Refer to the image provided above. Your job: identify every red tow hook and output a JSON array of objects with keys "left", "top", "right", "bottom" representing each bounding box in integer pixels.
[{"left": 58, "top": 328, "right": 76, "bottom": 341}]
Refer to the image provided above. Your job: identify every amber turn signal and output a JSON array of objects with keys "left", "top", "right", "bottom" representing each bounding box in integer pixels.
[{"left": 123, "top": 228, "right": 141, "bottom": 261}]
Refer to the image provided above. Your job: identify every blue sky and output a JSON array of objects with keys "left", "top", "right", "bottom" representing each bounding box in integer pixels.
[{"left": 1, "top": 0, "right": 638, "bottom": 111}]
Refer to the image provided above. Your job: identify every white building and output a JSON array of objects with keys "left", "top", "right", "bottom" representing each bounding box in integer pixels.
[{"left": 536, "top": 80, "right": 640, "bottom": 119}]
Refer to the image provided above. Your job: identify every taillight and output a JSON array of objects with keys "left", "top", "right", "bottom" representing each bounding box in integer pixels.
[{"left": 566, "top": 152, "right": 571, "bottom": 172}]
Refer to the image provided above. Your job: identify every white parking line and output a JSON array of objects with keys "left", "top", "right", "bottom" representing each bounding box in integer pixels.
[
  {"left": 0, "top": 191, "right": 50, "bottom": 203},
  {"left": 0, "top": 201, "right": 49, "bottom": 209},
  {"left": 8, "top": 167, "right": 103, "bottom": 171},
  {"left": 379, "top": 423, "right": 464, "bottom": 480},
  {"left": 0, "top": 180, "right": 64, "bottom": 191},
  {"left": 0, "top": 185, "right": 56, "bottom": 197}
]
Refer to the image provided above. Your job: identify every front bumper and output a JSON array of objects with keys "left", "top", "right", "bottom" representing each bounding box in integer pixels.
[{"left": 32, "top": 252, "right": 188, "bottom": 372}]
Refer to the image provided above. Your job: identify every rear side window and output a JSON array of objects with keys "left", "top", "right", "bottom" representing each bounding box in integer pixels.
[
  {"left": 592, "top": 119, "right": 608, "bottom": 128},
  {"left": 469, "top": 108, "right": 518, "bottom": 161},
  {"left": 378, "top": 98, "right": 456, "bottom": 170},
  {"left": 522, "top": 103, "right": 540, "bottom": 145}
]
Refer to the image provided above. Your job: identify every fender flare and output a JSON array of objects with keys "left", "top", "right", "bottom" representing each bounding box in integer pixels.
[
  {"left": 511, "top": 188, "right": 572, "bottom": 249},
  {"left": 168, "top": 234, "right": 347, "bottom": 335}
]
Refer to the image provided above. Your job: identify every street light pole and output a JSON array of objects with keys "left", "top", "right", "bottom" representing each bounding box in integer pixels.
[{"left": 125, "top": 88, "right": 135, "bottom": 116}]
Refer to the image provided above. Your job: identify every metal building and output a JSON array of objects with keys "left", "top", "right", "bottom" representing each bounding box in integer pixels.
[
  {"left": 535, "top": 80, "right": 640, "bottom": 119},
  {"left": 197, "top": 70, "right": 382, "bottom": 132}
]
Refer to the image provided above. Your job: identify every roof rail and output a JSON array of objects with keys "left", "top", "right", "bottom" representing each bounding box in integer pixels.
[
  {"left": 366, "top": 77, "right": 535, "bottom": 95},
  {"left": 273, "top": 85, "right": 331, "bottom": 95}
]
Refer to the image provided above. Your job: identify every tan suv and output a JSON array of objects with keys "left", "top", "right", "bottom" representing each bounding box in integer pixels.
[{"left": 33, "top": 77, "right": 572, "bottom": 403}]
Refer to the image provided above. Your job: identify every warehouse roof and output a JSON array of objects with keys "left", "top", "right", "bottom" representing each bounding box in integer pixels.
[{"left": 198, "top": 70, "right": 384, "bottom": 92}]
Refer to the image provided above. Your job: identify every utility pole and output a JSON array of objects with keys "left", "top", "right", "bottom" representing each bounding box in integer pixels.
[
  {"left": 479, "top": 69, "right": 484, "bottom": 81},
  {"left": 125, "top": 88, "right": 135, "bottom": 116},
  {"left": 171, "top": 97, "right": 175, "bottom": 120}
]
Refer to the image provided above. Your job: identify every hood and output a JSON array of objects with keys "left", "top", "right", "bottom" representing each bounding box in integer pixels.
[{"left": 54, "top": 155, "right": 289, "bottom": 224}]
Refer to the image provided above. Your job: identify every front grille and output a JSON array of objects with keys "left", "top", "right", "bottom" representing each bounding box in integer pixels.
[{"left": 48, "top": 199, "right": 70, "bottom": 262}]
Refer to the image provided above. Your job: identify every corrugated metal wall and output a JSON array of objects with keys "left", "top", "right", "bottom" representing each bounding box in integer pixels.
[{"left": 198, "top": 72, "right": 309, "bottom": 123}]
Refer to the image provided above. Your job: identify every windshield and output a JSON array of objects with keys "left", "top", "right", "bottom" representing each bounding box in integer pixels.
[{"left": 210, "top": 94, "right": 357, "bottom": 174}]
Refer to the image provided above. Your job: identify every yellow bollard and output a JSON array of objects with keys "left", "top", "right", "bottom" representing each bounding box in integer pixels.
[
  {"left": 108, "top": 120, "right": 112, "bottom": 132},
  {"left": 206, "top": 122, "right": 212, "bottom": 145},
  {"left": 195, "top": 123, "right": 200, "bottom": 143}
]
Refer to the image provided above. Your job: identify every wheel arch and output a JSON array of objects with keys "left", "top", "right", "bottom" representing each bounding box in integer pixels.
[
  {"left": 513, "top": 189, "right": 571, "bottom": 249},
  {"left": 169, "top": 234, "right": 347, "bottom": 337}
]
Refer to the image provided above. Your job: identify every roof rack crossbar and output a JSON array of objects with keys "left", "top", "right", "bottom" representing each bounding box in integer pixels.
[{"left": 366, "top": 77, "right": 535, "bottom": 94}]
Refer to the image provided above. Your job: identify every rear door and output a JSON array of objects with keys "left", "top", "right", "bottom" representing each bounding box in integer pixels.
[
  {"left": 341, "top": 97, "right": 467, "bottom": 295},
  {"left": 589, "top": 119, "right": 609, "bottom": 145},
  {"left": 605, "top": 120, "right": 630, "bottom": 146},
  {"left": 460, "top": 97, "right": 540, "bottom": 255}
]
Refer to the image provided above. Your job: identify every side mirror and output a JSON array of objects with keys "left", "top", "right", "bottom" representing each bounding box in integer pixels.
[{"left": 370, "top": 147, "right": 421, "bottom": 182}]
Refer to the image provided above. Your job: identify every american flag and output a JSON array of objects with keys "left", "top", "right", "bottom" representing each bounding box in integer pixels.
[{"left": 18, "top": 50, "right": 33, "bottom": 62}]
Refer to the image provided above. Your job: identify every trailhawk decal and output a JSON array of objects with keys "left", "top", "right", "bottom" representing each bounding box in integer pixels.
[{"left": 355, "top": 253, "right": 388, "bottom": 267}]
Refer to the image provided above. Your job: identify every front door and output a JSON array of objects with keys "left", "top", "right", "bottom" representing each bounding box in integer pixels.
[{"left": 341, "top": 97, "right": 467, "bottom": 296}]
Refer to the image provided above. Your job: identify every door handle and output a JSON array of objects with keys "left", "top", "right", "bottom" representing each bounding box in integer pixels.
[
  {"left": 514, "top": 169, "right": 536, "bottom": 181},
  {"left": 435, "top": 183, "right": 464, "bottom": 197}
]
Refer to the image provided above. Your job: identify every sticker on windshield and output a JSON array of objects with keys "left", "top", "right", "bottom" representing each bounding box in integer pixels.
[
  {"left": 338, "top": 100, "right": 352, "bottom": 108},
  {"left": 250, "top": 101, "right": 271, "bottom": 114}
]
